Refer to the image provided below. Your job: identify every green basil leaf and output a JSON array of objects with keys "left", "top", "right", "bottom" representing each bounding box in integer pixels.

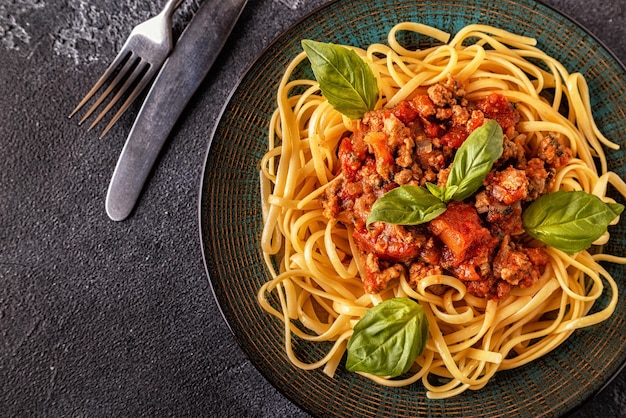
[
  {"left": 302, "top": 40, "right": 379, "bottom": 119},
  {"left": 522, "top": 190, "right": 625, "bottom": 254},
  {"left": 446, "top": 119, "right": 504, "bottom": 201},
  {"left": 425, "top": 182, "right": 446, "bottom": 201},
  {"left": 346, "top": 298, "right": 429, "bottom": 377},
  {"left": 366, "top": 185, "right": 447, "bottom": 228},
  {"left": 608, "top": 202, "right": 625, "bottom": 215}
]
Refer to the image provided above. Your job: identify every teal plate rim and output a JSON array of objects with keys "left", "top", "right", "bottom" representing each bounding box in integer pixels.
[{"left": 199, "top": 0, "right": 626, "bottom": 416}]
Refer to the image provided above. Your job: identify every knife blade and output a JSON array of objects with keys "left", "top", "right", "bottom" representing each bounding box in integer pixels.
[{"left": 105, "top": 0, "right": 248, "bottom": 221}]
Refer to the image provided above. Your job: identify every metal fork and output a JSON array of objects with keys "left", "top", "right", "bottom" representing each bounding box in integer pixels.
[{"left": 69, "top": 0, "right": 184, "bottom": 138}]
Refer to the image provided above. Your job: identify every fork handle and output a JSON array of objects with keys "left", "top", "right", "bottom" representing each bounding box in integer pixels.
[{"left": 161, "top": 0, "right": 184, "bottom": 17}]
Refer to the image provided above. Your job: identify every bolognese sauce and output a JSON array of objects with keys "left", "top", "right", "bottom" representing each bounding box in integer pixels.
[{"left": 322, "top": 75, "right": 571, "bottom": 300}]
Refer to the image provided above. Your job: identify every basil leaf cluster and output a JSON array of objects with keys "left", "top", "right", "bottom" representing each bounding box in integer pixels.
[
  {"left": 346, "top": 298, "right": 429, "bottom": 377},
  {"left": 367, "top": 120, "right": 503, "bottom": 227},
  {"left": 302, "top": 40, "right": 379, "bottom": 120},
  {"left": 523, "top": 190, "right": 624, "bottom": 254}
]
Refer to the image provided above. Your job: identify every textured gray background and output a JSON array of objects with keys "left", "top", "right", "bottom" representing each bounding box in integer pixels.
[{"left": 1, "top": 0, "right": 625, "bottom": 416}]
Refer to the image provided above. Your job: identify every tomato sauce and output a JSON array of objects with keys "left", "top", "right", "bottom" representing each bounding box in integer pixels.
[{"left": 323, "top": 75, "right": 570, "bottom": 299}]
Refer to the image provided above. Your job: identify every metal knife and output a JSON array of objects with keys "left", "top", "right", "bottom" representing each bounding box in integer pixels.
[{"left": 105, "top": 0, "right": 248, "bottom": 221}]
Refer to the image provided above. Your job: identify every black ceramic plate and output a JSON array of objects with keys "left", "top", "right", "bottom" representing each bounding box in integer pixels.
[{"left": 199, "top": 0, "right": 626, "bottom": 416}]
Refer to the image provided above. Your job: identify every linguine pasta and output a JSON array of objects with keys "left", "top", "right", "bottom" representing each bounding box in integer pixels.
[{"left": 257, "top": 23, "right": 626, "bottom": 399}]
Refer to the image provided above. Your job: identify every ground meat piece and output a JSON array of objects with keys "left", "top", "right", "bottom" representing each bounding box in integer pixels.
[
  {"left": 408, "top": 261, "right": 443, "bottom": 282},
  {"left": 394, "top": 168, "right": 418, "bottom": 185},
  {"left": 420, "top": 168, "right": 438, "bottom": 185},
  {"left": 493, "top": 236, "right": 547, "bottom": 289},
  {"left": 451, "top": 104, "right": 470, "bottom": 125},
  {"left": 436, "top": 107, "right": 453, "bottom": 120},
  {"left": 494, "top": 242, "right": 534, "bottom": 286},
  {"left": 322, "top": 179, "right": 340, "bottom": 217},
  {"left": 523, "top": 246, "right": 551, "bottom": 267},
  {"left": 465, "top": 278, "right": 512, "bottom": 300},
  {"left": 419, "top": 237, "right": 441, "bottom": 266},
  {"left": 394, "top": 132, "right": 415, "bottom": 168},
  {"left": 363, "top": 253, "right": 404, "bottom": 293},
  {"left": 465, "top": 277, "right": 495, "bottom": 298},
  {"left": 414, "top": 137, "right": 445, "bottom": 171},
  {"left": 485, "top": 166, "right": 529, "bottom": 205},
  {"left": 427, "top": 74, "right": 467, "bottom": 107},
  {"left": 428, "top": 83, "right": 456, "bottom": 107},
  {"left": 393, "top": 169, "right": 412, "bottom": 185},
  {"left": 408, "top": 261, "right": 444, "bottom": 292},
  {"left": 497, "top": 133, "right": 528, "bottom": 168},
  {"left": 536, "top": 133, "right": 572, "bottom": 168},
  {"left": 383, "top": 113, "right": 411, "bottom": 146},
  {"left": 436, "top": 167, "right": 450, "bottom": 187},
  {"left": 475, "top": 191, "right": 524, "bottom": 237},
  {"left": 443, "top": 73, "right": 467, "bottom": 103},
  {"left": 361, "top": 108, "right": 389, "bottom": 132},
  {"left": 525, "top": 157, "right": 554, "bottom": 200},
  {"left": 352, "top": 188, "right": 377, "bottom": 229},
  {"left": 494, "top": 280, "right": 512, "bottom": 300},
  {"left": 467, "top": 110, "right": 486, "bottom": 132},
  {"left": 353, "top": 222, "right": 425, "bottom": 263}
]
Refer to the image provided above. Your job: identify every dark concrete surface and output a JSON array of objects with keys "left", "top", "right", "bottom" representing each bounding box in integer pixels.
[{"left": 1, "top": 0, "right": 624, "bottom": 416}]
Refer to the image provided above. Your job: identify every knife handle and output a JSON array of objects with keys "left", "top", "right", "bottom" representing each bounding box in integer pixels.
[{"left": 105, "top": 0, "right": 248, "bottom": 221}]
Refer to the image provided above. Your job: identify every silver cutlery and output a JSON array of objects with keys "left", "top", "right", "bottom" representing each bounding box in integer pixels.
[
  {"left": 69, "top": 0, "right": 184, "bottom": 138},
  {"left": 105, "top": 0, "right": 248, "bottom": 221}
]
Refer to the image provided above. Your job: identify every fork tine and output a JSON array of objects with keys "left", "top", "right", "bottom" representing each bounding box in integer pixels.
[
  {"left": 72, "top": 0, "right": 184, "bottom": 137},
  {"left": 78, "top": 54, "right": 138, "bottom": 125},
  {"left": 69, "top": 49, "right": 132, "bottom": 119},
  {"left": 99, "top": 65, "right": 157, "bottom": 138},
  {"left": 88, "top": 60, "right": 149, "bottom": 134}
]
